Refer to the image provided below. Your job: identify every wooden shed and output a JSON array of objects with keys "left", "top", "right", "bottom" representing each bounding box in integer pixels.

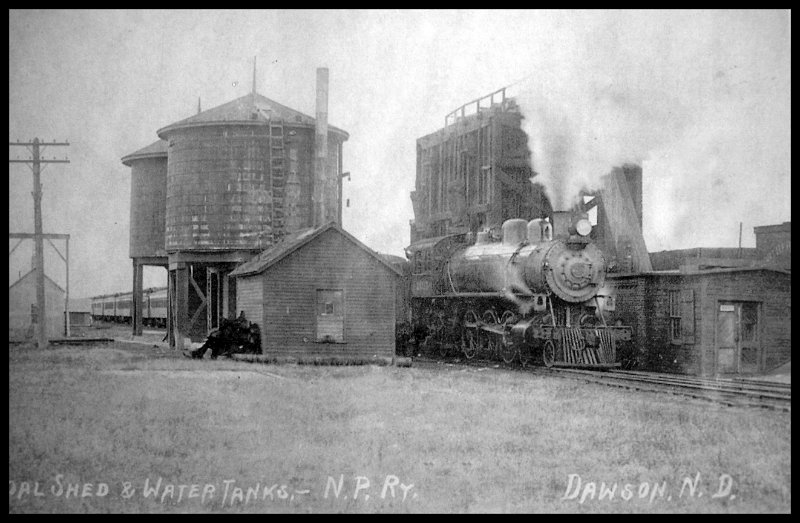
[
  {"left": 67, "top": 297, "right": 94, "bottom": 330},
  {"left": 607, "top": 267, "right": 791, "bottom": 376},
  {"left": 9, "top": 269, "right": 66, "bottom": 341},
  {"left": 229, "top": 222, "right": 404, "bottom": 360}
]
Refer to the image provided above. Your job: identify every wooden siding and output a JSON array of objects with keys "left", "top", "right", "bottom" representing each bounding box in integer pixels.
[
  {"left": 129, "top": 156, "right": 168, "bottom": 258},
  {"left": 410, "top": 109, "right": 544, "bottom": 243},
  {"left": 698, "top": 271, "right": 791, "bottom": 373},
  {"left": 611, "top": 274, "right": 702, "bottom": 374},
  {"left": 611, "top": 270, "right": 791, "bottom": 375},
  {"left": 235, "top": 275, "right": 264, "bottom": 345},
  {"left": 251, "top": 228, "right": 398, "bottom": 358}
]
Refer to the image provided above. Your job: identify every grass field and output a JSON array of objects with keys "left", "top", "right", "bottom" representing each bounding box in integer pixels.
[{"left": 8, "top": 342, "right": 791, "bottom": 513}]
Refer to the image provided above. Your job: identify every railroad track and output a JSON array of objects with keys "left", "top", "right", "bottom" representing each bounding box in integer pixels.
[
  {"left": 412, "top": 354, "right": 791, "bottom": 413},
  {"left": 549, "top": 367, "right": 791, "bottom": 413}
]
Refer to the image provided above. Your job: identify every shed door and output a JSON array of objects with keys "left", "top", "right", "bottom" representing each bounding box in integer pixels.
[
  {"left": 716, "top": 301, "right": 760, "bottom": 374},
  {"left": 738, "top": 302, "right": 760, "bottom": 373},
  {"left": 316, "top": 289, "right": 344, "bottom": 343}
]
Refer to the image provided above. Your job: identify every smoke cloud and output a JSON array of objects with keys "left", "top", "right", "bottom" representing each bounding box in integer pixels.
[
  {"left": 516, "top": 78, "right": 690, "bottom": 210},
  {"left": 513, "top": 11, "right": 790, "bottom": 250}
]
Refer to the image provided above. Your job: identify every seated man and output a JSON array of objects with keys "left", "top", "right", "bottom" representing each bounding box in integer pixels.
[{"left": 184, "top": 311, "right": 252, "bottom": 359}]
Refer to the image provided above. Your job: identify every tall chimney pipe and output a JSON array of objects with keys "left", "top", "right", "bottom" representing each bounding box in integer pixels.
[
  {"left": 314, "top": 67, "right": 329, "bottom": 227},
  {"left": 551, "top": 211, "right": 572, "bottom": 240},
  {"left": 252, "top": 56, "right": 257, "bottom": 96}
]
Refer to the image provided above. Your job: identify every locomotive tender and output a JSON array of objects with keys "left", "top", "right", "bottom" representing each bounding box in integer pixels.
[{"left": 406, "top": 210, "right": 631, "bottom": 367}]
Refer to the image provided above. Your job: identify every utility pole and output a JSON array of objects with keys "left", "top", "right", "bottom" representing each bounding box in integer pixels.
[{"left": 9, "top": 138, "right": 70, "bottom": 348}]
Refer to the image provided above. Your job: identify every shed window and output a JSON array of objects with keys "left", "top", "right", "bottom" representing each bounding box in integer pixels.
[
  {"left": 669, "top": 290, "right": 681, "bottom": 343},
  {"left": 316, "top": 289, "right": 344, "bottom": 343}
]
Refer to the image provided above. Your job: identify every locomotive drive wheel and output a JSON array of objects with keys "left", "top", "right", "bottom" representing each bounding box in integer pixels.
[
  {"left": 518, "top": 343, "right": 534, "bottom": 367},
  {"left": 461, "top": 310, "right": 479, "bottom": 360},
  {"left": 420, "top": 315, "right": 441, "bottom": 357},
  {"left": 482, "top": 310, "right": 499, "bottom": 359},
  {"left": 499, "top": 310, "right": 518, "bottom": 364},
  {"left": 432, "top": 316, "right": 450, "bottom": 358},
  {"left": 542, "top": 339, "right": 556, "bottom": 368}
]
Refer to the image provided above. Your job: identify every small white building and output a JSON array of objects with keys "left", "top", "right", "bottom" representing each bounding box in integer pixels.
[
  {"left": 8, "top": 269, "right": 66, "bottom": 341},
  {"left": 68, "top": 297, "right": 94, "bottom": 329}
]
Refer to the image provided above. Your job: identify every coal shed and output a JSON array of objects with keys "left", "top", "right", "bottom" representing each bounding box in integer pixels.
[{"left": 229, "top": 222, "right": 404, "bottom": 361}]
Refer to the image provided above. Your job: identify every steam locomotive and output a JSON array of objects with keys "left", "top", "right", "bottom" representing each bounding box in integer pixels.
[{"left": 406, "top": 211, "right": 631, "bottom": 368}]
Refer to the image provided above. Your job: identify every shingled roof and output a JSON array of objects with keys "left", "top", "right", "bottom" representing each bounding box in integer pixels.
[
  {"left": 121, "top": 139, "right": 168, "bottom": 166},
  {"left": 156, "top": 92, "right": 348, "bottom": 139},
  {"left": 230, "top": 222, "right": 403, "bottom": 278}
]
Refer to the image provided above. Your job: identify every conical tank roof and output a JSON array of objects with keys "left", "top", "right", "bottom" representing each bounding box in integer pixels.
[
  {"left": 156, "top": 92, "right": 349, "bottom": 140},
  {"left": 121, "top": 139, "right": 168, "bottom": 166}
]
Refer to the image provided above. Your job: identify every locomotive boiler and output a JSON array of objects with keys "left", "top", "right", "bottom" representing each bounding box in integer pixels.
[{"left": 406, "top": 211, "right": 631, "bottom": 367}]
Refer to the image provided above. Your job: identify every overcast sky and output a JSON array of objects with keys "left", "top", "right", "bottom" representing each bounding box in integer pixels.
[{"left": 9, "top": 9, "right": 791, "bottom": 299}]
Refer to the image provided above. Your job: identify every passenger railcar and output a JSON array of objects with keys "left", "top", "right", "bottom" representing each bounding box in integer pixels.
[
  {"left": 91, "top": 287, "right": 168, "bottom": 327},
  {"left": 143, "top": 287, "right": 168, "bottom": 328}
]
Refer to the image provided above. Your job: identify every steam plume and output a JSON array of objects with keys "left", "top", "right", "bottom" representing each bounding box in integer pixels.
[{"left": 512, "top": 11, "right": 789, "bottom": 250}]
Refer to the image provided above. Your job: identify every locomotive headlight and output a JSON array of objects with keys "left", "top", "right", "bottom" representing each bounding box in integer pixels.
[{"left": 575, "top": 218, "right": 592, "bottom": 237}]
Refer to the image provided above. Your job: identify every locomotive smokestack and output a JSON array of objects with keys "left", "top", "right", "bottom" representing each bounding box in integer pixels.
[
  {"left": 314, "top": 67, "right": 329, "bottom": 227},
  {"left": 551, "top": 211, "right": 572, "bottom": 240}
]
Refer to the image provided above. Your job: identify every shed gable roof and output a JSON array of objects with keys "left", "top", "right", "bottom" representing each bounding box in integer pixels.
[{"left": 230, "top": 223, "right": 404, "bottom": 279}]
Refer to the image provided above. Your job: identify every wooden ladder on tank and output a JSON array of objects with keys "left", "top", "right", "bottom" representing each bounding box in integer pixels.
[{"left": 269, "top": 118, "right": 286, "bottom": 243}]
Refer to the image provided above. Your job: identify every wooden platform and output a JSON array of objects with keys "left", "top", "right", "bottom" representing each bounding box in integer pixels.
[
  {"left": 47, "top": 337, "right": 114, "bottom": 346},
  {"left": 233, "top": 353, "right": 412, "bottom": 367}
]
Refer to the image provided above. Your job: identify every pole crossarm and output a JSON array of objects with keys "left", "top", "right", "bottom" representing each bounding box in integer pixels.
[
  {"left": 9, "top": 232, "right": 70, "bottom": 240},
  {"left": 9, "top": 159, "right": 70, "bottom": 163},
  {"left": 10, "top": 142, "right": 70, "bottom": 146},
  {"left": 9, "top": 141, "right": 69, "bottom": 164}
]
